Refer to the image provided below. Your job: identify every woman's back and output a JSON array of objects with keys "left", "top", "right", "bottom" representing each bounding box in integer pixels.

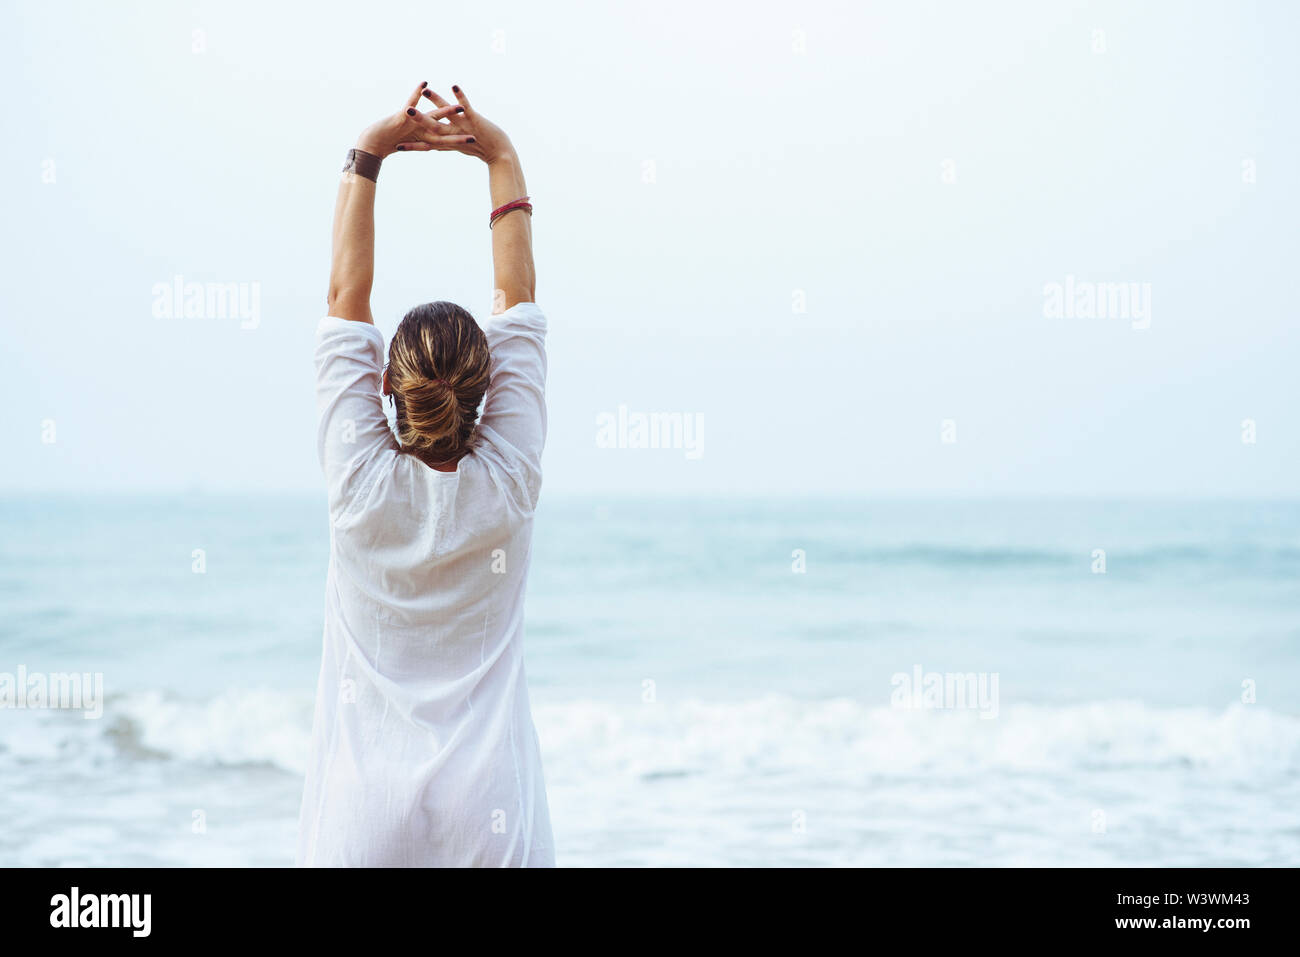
[{"left": 297, "top": 303, "right": 554, "bottom": 867}]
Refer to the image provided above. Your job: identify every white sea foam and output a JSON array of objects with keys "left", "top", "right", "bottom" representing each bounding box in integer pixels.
[
  {"left": 3, "top": 691, "right": 1295, "bottom": 776},
  {"left": 537, "top": 696, "right": 1300, "bottom": 782},
  {"left": 0, "top": 689, "right": 314, "bottom": 772},
  {"left": 2, "top": 692, "right": 1296, "bottom": 865}
]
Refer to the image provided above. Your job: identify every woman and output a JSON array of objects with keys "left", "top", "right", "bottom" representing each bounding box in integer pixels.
[{"left": 297, "top": 82, "right": 554, "bottom": 866}]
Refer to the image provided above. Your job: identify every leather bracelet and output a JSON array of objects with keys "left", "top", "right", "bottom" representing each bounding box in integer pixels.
[{"left": 342, "top": 148, "right": 383, "bottom": 183}]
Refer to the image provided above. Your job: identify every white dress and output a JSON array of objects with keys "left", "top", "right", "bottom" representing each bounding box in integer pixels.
[{"left": 296, "top": 302, "right": 554, "bottom": 867}]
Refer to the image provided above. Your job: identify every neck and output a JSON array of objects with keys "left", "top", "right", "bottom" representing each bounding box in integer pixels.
[{"left": 409, "top": 447, "right": 462, "bottom": 472}]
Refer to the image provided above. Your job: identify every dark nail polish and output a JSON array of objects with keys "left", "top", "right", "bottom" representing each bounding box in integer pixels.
[
  {"left": 396, "top": 145, "right": 405, "bottom": 151},
  {"left": 423, "top": 90, "right": 433, "bottom": 98},
  {"left": 467, "top": 137, "right": 475, "bottom": 143},
  {"left": 407, "top": 108, "right": 416, "bottom": 116},
  {"left": 420, "top": 81, "right": 427, "bottom": 88},
  {"left": 452, "top": 85, "right": 460, "bottom": 93},
  {"left": 456, "top": 107, "right": 465, "bottom": 114}
]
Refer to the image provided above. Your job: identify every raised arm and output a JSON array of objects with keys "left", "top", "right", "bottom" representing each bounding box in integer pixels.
[
  {"left": 485, "top": 148, "right": 534, "bottom": 312},
  {"left": 327, "top": 82, "right": 472, "bottom": 324},
  {"left": 399, "top": 85, "right": 545, "bottom": 498},
  {"left": 408, "top": 86, "right": 533, "bottom": 312},
  {"left": 326, "top": 164, "right": 378, "bottom": 324}
]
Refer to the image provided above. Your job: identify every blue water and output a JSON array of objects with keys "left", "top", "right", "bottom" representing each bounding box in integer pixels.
[{"left": 1, "top": 494, "right": 1297, "bottom": 865}]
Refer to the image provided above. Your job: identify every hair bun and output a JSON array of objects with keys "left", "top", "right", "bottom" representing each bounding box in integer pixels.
[
  {"left": 387, "top": 301, "right": 493, "bottom": 464},
  {"left": 397, "top": 376, "right": 462, "bottom": 451}
]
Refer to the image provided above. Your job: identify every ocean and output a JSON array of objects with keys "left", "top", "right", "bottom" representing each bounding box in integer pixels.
[{"left": 1, "top": 494, "right": 1297, "bottom": 866}]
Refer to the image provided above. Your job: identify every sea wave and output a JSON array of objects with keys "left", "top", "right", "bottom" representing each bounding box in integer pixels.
[
  {"left": 0, "top": 689, "right": 315, "bottom": 774},
  {"left": 1, "top": 691, "right": 1296, "bottom": 781}
]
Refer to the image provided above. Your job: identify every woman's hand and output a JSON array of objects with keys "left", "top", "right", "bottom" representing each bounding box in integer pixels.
[
  {"left": 400, "top": 85, "right": 515, "bottom": 164},
  {"left": 354, "top": 82, "right": 473, "bottom": 158}
]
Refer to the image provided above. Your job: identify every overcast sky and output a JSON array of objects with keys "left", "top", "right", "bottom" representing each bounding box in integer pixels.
[{"left": 2, "top": 0, "right": 1296, "bottom": 497}]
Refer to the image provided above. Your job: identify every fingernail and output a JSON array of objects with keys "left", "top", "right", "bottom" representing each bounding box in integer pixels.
[
  {"left": 420, "top": 81, "right": 427, "bottom": 89},
  {"left": 456, "top": 107, "right": 465, "bottom": 114},
  {"left": 407, "top": 108, "right": 416, "bottom": 116},
  {"left": 423, "top": 90, "right": 433, "bottom": 98},
  {"left": 467, "top": 137, "right": 475, "bottom": 143},
  {"left": 452, "top": 85, "right": 460, "bottom": 93},
  {"left": 396, "top": 145, "right": 405, "bottom": 151}
]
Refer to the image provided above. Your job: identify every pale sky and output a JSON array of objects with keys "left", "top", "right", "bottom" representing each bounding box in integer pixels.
[{"left": 2, "top": 0, "right": 1296, "bottom": 496}]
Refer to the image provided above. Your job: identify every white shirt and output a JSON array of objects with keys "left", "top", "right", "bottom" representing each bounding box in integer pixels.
[{"left": 296, "top": 302, "right": 554, "bottom": 867}]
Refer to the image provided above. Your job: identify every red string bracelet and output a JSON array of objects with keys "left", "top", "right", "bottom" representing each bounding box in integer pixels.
[{"left": 490, "top": 196, "right": 533, "bottom": 229}]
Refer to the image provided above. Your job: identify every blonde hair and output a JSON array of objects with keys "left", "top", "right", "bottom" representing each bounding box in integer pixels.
[{"left": 387, "top": 301, "right": 491, "bottom": 466}]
